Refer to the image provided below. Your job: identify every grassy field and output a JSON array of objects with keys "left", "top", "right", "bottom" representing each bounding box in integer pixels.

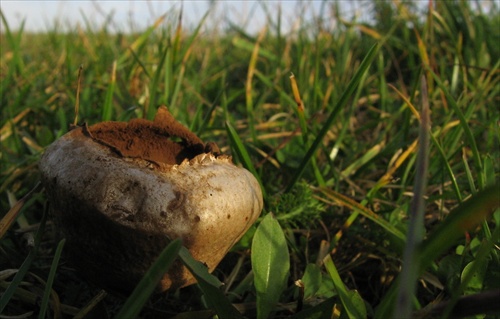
[{"left": 1, "top": 1, "right": 499, "bottom": 318}]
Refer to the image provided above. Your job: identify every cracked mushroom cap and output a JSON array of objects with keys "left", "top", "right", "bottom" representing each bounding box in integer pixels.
[{"left": 39, "top": 107, "right": 263, "bottom": 293}]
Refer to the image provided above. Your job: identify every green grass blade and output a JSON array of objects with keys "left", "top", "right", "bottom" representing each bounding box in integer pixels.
[
  {"left": 435, "top": 226, "right": 499, "bottom": 318},
  {"left": 0, "top": 11, "right": 25, "bottom": 75},
  {"left": 429, "top": 131, "right": 463, "bottom": 201},
  {"left": 340, "top": 144, "right": 382, "bottom": 177},
  {"left": 394, "top": 76, "right": 431, "bottom": 318},
  {"left": 38, "top": 238, "right": 65, "bottom": 319},
  {"left": 289, "top": 73, "right": 308, "bottom": 142},
  {"left": 374, "top": 279, "right": 399, "bottom": 318},
  {"left": 168, "top": 53, "right": 186, "bottom": 112},
  {"left": 146, "top": 45, "right": 174, "bottom": 120},
  {"left": 483, "top": 155, "right": 496, "bottom": 188},
  {"left": 225, "top": 121, "right": 265, "bottom": 198},
  {"left": 0, "top": 208, "right": 47, "bottom": 313},
  {"left": 286, "top": 42, "right": 379, "bottom": 192},
  {"left": 73, "top": 290, "right": 108, "bottom": 319},
  {"left": 292, "top": 297, "right": 336, "bottom": 319},
  {"left": 0, "top": 182, "right": 41, "bottom": 239},
  {"left": 323, "top": 254, "right": 366, "bottom": 319},
  {"left": 460, "top": 229, "right": 497, "bottom": 293},
  {"left": 178, "top": 247, "right": 222, "bottom": 288},
  {"left": 245, "top": 29, "right": 267, "bottom": 142},
  {"left": 232, "top": 37, "right": 279, "bottom": 63},
  {"left": 115, "top": 239, "right": 182, "bottom": 319},
  {"left": 390, "top": 81, "right": 463, "bottom": 201},
  {"left": 317, "top": 187, "right": 405, "bottom": 241},
  {"left": 462, "top": 149, "right": 477, "bottom": 193},
  {"left": 169, "top": 11, "right": 210, "bottom": 111},
  {"left": 178, "top": 247, "right": 242, "bottom": 319},
  {"left": 195, "top": 88, "right": 223, "bottom": 135},
  {"left": 252, "top": 213, "right": 290, "bottom": 319},
  {"left": 101, "top": 61, "right": 117, "bottom": 121},
  {"left": 254, "top": 70, "right": 296, "bottom": 106},
  {"left": 127, "top": 47, "right": 151, "bottom": 79},
  {"left": 2, "top": 2, "right": 498, "bottom": 317},
  {"left": 376, "top": 184, "right": 500, "bottom": 319},
  {"left": 117, "top": 15, "right": 166, "bottom": 65},
  {"left": 425, "top": 65, "right": 485, "bottom": 188},
  {"left": 162, "top": 46, "right": 173, "bottom": 110},
  {"left": 148, "top": 45, "right": 170, "bottom": 119},
  {"left": 420, "top": 183, "right": 500, "bottom": 268}
]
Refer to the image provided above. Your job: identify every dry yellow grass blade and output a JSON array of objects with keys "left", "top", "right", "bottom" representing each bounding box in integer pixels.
[
  {"left": 290, "top": 73, "right": 304, "bottom": 112},
  {"left": 246, "top": 27, "right": 267, "bottom": 109},
  {"left": 73, "top": 64, "right": 84, "bottom": 126},
  {"left": 21, "top": 135, "right": 44, "bottom": 153},
  {"left": 317, "top": 187, "right": 405, "bottom": 241},
  {"left": 415, "top": 29, "right": 435, "bottom": 94},
  {"left": 388, "top": 83, "right": 420, "bottom": 121},
  {"left": 0, "top": 108, "right": 31, "bottom": 142},
  {"left": 0, "top": 182, "right": 41, "bottom": 239},
  {"left": 356, "top": 24, "right": 382, "bottom": 40},
  {"left": 376, "top": 138, "right": 418, "bottom": 189}
]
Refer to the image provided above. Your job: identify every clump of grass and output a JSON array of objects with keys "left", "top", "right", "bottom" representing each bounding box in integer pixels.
[
  {"left": 1, "top": 1, "right": 499, "bottom": 318},
  {"left": 270, "top": 181, "right": 325, "bottom": 228}
]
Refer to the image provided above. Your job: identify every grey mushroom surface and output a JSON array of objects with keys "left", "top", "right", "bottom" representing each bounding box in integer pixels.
[{"left": 39, "top": 107, "right": 263, "bottom": 293}]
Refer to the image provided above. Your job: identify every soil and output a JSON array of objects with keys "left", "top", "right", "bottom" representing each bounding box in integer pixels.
[{"left": 84, "top": 106, "right": 210, "bottom": 165}]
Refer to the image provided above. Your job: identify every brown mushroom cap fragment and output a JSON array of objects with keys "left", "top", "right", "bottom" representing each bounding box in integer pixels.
[{"left": 39, "top": 107, "right": 263, "bottom": 294}]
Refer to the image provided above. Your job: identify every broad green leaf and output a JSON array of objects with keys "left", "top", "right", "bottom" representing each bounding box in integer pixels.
[
  {"left": 115, "top": 239, "right": 181, "bottom": 318},
  {"left": 440, "top": 231, "right": 497, "bottom": 319},
  {"left": 301, "top": 263, "right": 322, "bottom": 299},
  {"left": 347, "top": 290, "right": 368, "bottom": 319},
  {"left": 323, "top": 254, "right": 366, "bottom": 319},
  {"left": 461, "top": 260, "right": 487, "bottom": 295},
  {"left": 252, "top": 213, "right": 290, "bottom": 319},
  {"left": 469, "top": 237, "right": 482, "bottom": 258},
  {"left": 460, "top": 227, "right": 499, "bottom": 296},
  {"left": 315, "top": 273, "right": 336, "bottom": 299},
  {"left": 179, "top": 247, "right": 242, "bottom": 319}
]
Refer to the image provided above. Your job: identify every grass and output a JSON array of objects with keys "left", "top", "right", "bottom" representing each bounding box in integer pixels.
[{"left": 1, "top": 1, "right": 500, "bottom": 318}]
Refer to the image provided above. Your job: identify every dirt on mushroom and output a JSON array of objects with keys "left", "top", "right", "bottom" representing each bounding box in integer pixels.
[{"left": 83, "top": 106, "right": 208, "bottom": 165}]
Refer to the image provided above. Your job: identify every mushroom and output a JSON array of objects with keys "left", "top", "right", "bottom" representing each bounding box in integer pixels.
[{"left": 39, "top": 106, "right": 263, "bottom": 294}]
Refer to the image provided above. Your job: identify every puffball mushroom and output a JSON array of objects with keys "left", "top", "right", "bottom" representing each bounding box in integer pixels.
[{"left": 39, "top": 106, "right": 263, "bottom": 294}]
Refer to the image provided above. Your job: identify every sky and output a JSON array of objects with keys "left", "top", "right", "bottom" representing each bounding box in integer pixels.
[{"left": 1, "top": 1, "right": 368, "bottom": 34}]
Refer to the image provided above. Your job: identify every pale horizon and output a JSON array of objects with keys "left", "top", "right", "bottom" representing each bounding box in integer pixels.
[{"left": 1, "top": 1, "right": 370, "bottom": 34}]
